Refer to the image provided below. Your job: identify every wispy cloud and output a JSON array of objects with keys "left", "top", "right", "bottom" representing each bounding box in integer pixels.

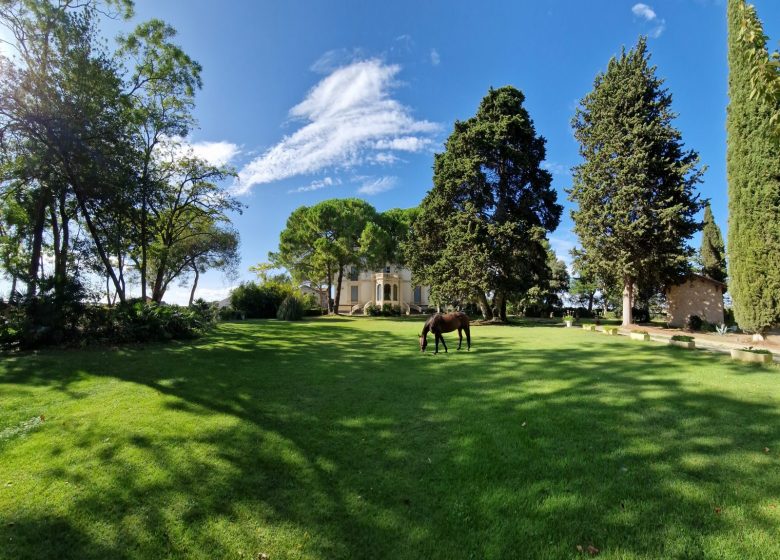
[
  {"left": 357, "top": 175, "right": 397, "bottom": 195},
  {"left": 631, "top": 3, "right": 665, "bottom": 38},
  {"left": 430, "top": 48, "right": 440, "bottom": 66},
  {"left": 288, "top": 176, "right": 341, "bottom": 194},
  {"left": 187, "top": 140, "right": 241, "bottom": 166},
  {"left": 541, "top": 161, "right": 570, "bottom": 177},
  {"left": 310, "top": 47, "right": 366, "bottom": 74},
  {"left": 234, "top": 59, "right": 438, "bottom": 195}
]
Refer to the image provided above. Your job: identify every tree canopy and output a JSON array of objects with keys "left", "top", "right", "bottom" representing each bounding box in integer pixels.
[
  {"left": 727, "top": 0, "right": 780, "bottom": 335},
  {"left": 569, "top": 37, "right": 704, "bottom": 326},
  {"left": 407, "top": 86, "right": 562, "bottom": 321},
  {"left": 699, "top": 203, "right": 727, "bottom": 284}
]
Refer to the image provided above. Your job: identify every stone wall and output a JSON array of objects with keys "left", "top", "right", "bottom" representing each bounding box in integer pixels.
[{"left": 666, "top": 278, "right": 724, "bottom": 327}]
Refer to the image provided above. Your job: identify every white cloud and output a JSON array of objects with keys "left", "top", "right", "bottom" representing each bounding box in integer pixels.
[
  {"left": 288, "top": 176, "right": 341, "bottom": 194},
  {"left": 631, "top": 3, "right": 665, "bottom": 37},
  {"left": 187, "top": 140, "right": 241, "bottom": 166},
  {"left": 374, "top": 137, "right": 432, "bottom": 151},
  {"left": 631, "top": 3, "right": 656, "bottom": 21},
  {"left": 648, "top": 21, "right": 666, "bottom": 38},
  {"left": 430, "top": 48, "right": 440, "bottom": 66},
  {"left": 541, "top": 161, "right": 570, "bottom": 177},
  {"left": 369, "top": 152, "right": 401, "bottom": 165},
  {"left": 310, "top": 47, "right": 366, "bottom": 74},
  {"left": 357, "top": 176, "right": 397, "bottom": 195},
  {"left": 234, "top": 59, "right": 439, "bottom": 195}
]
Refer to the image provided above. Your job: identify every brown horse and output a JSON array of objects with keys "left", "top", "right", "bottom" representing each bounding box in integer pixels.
[{"left": 419, "top": 312, "right": 471, "bottom": 354}]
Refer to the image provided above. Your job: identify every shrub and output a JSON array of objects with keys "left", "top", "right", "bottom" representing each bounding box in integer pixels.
[
  {"left": 277, "top": 295, "right": 304, "bottom": 321},
  {"left": 671, "top": 335, "right": 694, "bottom": 342},
  {"left": 218, "top": 306, "right": 244, "bottom": 320},
  {"left": 685, "top": 315, "right": 703, "bottom": 332},
  {"left": 230, "top": 281, "right": 293, "bottom": 318},
  {"left": 365, "top": 303, "right": 380, "bottom": 316},
  {"left": 563, "top": 315, "right": 575, "bottom": 322},
  {"left": 566, "top": 306, "right": 595, "bottom": 319},
  {"left": 741, "top": 347, "right": 771, "bottom": 354},
  {"left": 381, "top": 303, "right": 400, "bottom": 317},
  {"left": 604, "top": 327, "right": 619, "bottom": 334}
]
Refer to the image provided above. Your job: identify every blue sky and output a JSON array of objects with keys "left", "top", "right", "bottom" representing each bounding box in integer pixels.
[{"left": 38, "top": 1, "right": 780, "bottom": 302}]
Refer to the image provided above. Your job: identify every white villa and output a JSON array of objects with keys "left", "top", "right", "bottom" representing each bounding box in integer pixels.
[{"left": 337, "top": 264, "right": 431, "bottom": 314}]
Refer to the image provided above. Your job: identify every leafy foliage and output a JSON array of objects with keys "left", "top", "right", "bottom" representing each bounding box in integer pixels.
[
  {"left": 699, "top": 203, "right": 727, "bottom": 284},
  {"left": 569, "top": 37, "right": 704, "bottom": 326},
  {"left": 407, "top": 86, "right": 562, "bottom": 320},
  {"left": 229, "top": 281, "right": 295, "bottom": 319},
  {"left": 727, "top": 0, "right": 780, "bottom": 334},
  {"left": 276, "top": 295, "right": 305, "bottom": 321}
]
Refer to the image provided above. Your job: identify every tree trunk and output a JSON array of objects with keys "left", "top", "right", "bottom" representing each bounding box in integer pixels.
[
  {"left": 333, "top": 266, "right": 344, "bottom": 314},
  {"left": 27, "top": 194, "right": 47, "bottom": 297},
  {"left": 141, "top": 193, "right": 148, "bottom": 301},
  {"left": 189, "top": 265, "right": 199, "bottom": 306},
  {"left": 587, "top": 292, "right": 594, "bottom": 313},
  {"left": 326, "top": 264, "right": 333, "bottom": 314},
  {"left": 72, "top": 188, "right": 126, "bottom": 302},
  {"left": 622, "top": 276, "right": 634, "bottom": 327},
  {"left": 477, "top": 292, "right": 493, "bottom": 321},
  {"left": 493, "top": 292, "right": 507, "bottom": 322},
  {"left": 10, "top": 275, "right": 18, "bottom": 301}
]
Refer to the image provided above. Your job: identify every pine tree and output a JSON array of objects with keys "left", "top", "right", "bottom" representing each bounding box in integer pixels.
[
  {"left": 407, "top": 86, "right": 561, "bottom": 321},
  {"left": 569, "top": 37, "right": 704, "bottom": 326},
  {"left": 727, "top": 0, "right": 780, "bottom": 336},
  {"left": 699, "top": 203, "right": 727, "bottom": 284}
]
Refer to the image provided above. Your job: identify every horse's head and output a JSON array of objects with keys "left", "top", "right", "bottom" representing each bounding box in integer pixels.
[{"left": 419, "top": 332, "right": 427, "bottom": 352}]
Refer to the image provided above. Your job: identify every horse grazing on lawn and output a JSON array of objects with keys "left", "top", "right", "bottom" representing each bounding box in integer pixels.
[{"left": 419, "top": 312, "right": 471, "bottom": 354}]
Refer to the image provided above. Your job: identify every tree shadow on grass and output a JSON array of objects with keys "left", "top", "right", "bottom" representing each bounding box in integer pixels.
[{"left": 1, "top": 318, "right": 780, "bottom": 559}]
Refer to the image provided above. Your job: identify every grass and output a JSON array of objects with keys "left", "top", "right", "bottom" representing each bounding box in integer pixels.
[{"left": 1, "top": 316, "right": 779, "bottom": 559}]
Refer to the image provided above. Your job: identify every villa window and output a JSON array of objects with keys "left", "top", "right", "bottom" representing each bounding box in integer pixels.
[
  {"left": 376, "top": 284, "right": 382, "bottom": 301},
  {"left": 384, "top": 283, "right": 391, "bottom": 300},
  {"left": 392, "top": 284, "right": 398, "bottom": 301},
  {"left": 384, "top": 266, "right": 391, "bottom": 273},
  {"left": 348, "top": 267, "right": 359, "bottom": 281},
  {"left": 414, "top": 286, "right": 422, "bottom": 304},
  {"left": 351, "top": 285, "right": 358, "bottom": 303}
]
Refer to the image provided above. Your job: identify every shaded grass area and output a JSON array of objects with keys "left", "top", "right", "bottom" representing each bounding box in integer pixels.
[{"left": 1, "top": 317, "right": 779, "bottom": 559}]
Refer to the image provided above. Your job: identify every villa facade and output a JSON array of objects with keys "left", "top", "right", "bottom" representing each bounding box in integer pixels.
[{"left": 336, "top": 264, "right": 431, "bottom": 314}]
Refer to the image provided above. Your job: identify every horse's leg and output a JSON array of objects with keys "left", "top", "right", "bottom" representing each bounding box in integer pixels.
[
  {"left": 434, "top": 332, "right": 440, "bottom": 354},
  {"left": 457, "top": 328, "right": 462, "bottom": 350},
  {"left": 440, "top": 333, "right": 448, "bottom": 353},
  {"left": 465, "top": 325, "right": 471, "bottom": 350}
]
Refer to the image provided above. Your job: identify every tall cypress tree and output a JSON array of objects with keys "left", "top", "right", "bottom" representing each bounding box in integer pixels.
[
  {"left": 407, "top": 86, "right": 561, "bottom": 321},
  {"left": 569, "top": 37, "right": 704, "bottom": 326},
  {"left": 699, "top": 203, "right": 727, "bottom": 284},
  {"left": 727, "top": 0, "right": 780, "bottom": 336}
]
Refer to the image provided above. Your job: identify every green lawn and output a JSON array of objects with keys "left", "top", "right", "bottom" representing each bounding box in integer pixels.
[{"left": 1, "top": 317, "right": 779, "bottom": 559}]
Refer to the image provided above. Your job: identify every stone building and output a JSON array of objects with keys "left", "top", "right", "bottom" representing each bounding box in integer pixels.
[{"left": 665, "top": 274, "right": 726, "bottom": 327}]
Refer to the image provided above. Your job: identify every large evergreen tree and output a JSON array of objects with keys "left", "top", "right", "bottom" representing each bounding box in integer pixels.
[
  {"left": 699, "top": 203, "right": 727, "bottom": 283},
  {"left": 569, "top": 37, "right": 704, "bottom": 326},
  {"left": 407, "top": 86, "right": 561, "bottom": 321},
  {"left": 727, "top": 0, "right": 780, "bottom": 336}
]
